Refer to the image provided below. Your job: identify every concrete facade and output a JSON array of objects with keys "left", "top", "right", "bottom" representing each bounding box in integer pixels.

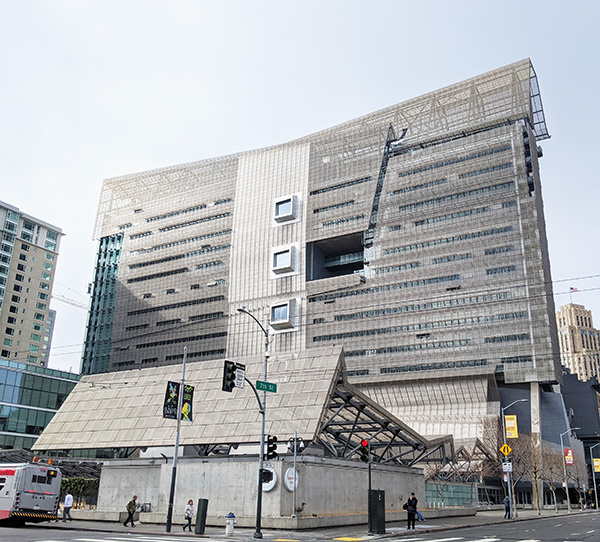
[{"left": 96, "top": 455, "right": 424, "bottom": 528}]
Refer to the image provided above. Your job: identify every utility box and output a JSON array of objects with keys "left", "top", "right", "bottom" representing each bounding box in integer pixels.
[
  {"left": 195, "top": 498, "right": 209, "bottom": 534},
  {"left": 368, "top": 489, "right": 385, "bottom": 534}
]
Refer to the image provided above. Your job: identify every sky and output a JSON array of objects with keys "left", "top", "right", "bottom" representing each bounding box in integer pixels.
[{"left": 1, "top": 0, "right": 599, "bottom": 373}]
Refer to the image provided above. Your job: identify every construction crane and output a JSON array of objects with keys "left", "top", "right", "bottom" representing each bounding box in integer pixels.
[
  {"left": 363, "top": 124, "right": 407, "bottom": 266},
  {"left": 51, "top": 293, "right": 88, "bottom": 310}
]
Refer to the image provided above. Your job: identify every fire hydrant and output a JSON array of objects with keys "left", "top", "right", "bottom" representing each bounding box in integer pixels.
[{"left": 225, "top": 512, "right": 236, "bottom": 535}]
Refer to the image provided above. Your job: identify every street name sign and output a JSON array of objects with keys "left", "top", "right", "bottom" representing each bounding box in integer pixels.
[{"left": 256, "top": 380, "right": 277, "bottom": 393}]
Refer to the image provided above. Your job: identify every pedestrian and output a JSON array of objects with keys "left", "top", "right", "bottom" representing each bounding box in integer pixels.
[
  {"left": 503, "top": 495, "right": 510, "bottom": 519},
  {"left": 62, "top": 491, "right": 73, "bottom": 521},
  {"left": 183, "top": 499, "right": 194, "bottom": 532},
  {"left": 405, "top": 492, "right": 418, "bottom": 531},
  {"left": 124, "top": 495, "right": 137, "bottom": 527}
]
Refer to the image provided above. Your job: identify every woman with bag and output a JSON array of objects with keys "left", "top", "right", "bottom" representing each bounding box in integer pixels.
[{"left": 183, "top": 499, "right": 194, "bottom": 532}]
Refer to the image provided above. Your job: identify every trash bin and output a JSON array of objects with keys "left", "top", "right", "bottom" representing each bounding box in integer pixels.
[
  {"left": 195, "top": 498, "right": 209, "bottom": 534},
  {"left": 368, "top": 489, "right": 385, "bottom": 534}
]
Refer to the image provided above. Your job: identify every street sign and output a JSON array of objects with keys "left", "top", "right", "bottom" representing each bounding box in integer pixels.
[
  {"left": 500, "top": 443, "right": 512, "bottom": 456},
  {"left": 234, "top": 363, "right": 246, "bottom": 388},
  {"left": 502, "top": 461, "right": 513, "bottom": 472},
  {"left": 256, "top": 380, "right": 277, "bottom": 393}
]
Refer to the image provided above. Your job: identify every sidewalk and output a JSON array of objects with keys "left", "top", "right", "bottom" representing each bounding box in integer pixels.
[{"left": 38, "top": 507, "right": 595, "bottom": 540}]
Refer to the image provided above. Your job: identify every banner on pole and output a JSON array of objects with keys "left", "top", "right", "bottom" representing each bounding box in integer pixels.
[
  {"left": 163, "top": 381, "right": 194, "bottom": 421},
  {"left": 594, "top": 458, "right": 600, "bottom": 473},
  {"left": 564, "top": 447, "right": 574, "bottom": 465},
  {"left": 505, "top": 415, "right": 518, "bottom": 439}
]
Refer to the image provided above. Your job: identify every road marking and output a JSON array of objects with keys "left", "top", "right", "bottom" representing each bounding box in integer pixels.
[
  {"left": 333, "top": 538, "right": 368, "bottom": 541},
  {"left": 274, "top": 539, "right": 303, "bottom": 541},
  {"left": 421, "top": 538, "right": 464, "bottom": 542}
]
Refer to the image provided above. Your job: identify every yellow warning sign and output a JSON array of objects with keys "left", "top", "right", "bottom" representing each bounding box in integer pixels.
[{"left": 500, "top": 443, "right": 512, "bottom": 456}]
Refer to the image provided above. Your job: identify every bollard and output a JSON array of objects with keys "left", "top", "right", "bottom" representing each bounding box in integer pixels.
[{"left": 225, "top": 512, "right": 236, "bottom": 535}]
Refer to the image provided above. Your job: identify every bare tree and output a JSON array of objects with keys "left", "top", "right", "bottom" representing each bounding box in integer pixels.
[
  {"left": 541, "top": 443, "right": 564, "bottom": 512},
  {"left": 568, "top": 451, "right": 589, "bottom": 510},
  {"left": 425, "top": 460, "right": 456, "bottom": 506}
]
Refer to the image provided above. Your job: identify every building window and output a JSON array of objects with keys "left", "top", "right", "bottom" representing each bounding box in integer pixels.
[
  {"left": 166, "top": 288, "right": 177, "bottom": 294},
  {"left": 21, "top": 243, "right": 30, "bottom": 251},
  {"left": 274, "top": 195, "right": 298, "bottom": 223},
  {"left": 272, "top": 246, "right": 296, "bottom": 275},
  {"left": 5, "top": 327, "right": 15, "bottom": 336},
  {"left": 19, "top": 254, "right": 27, "bottom": 261},
  {"left": 142, "top": 293, "right": 153, "bottom": 299},
  {"left": 270, "top": 299, "right": 297, "bottom": 330},
  {"left": 15, "top": 274, "right": 24, "bottom": 282},
  {"left": 17, "top": 263, "right": 26, "bottom": 272}
]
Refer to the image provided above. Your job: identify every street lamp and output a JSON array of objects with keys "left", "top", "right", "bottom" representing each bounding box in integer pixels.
[
  {"left": 591, "top": 443, "right": 600, "bottom": 510},
  {"left": 560, "top": 427, "right": 580, "bottom": 513},
  {"left": 501, "top": 399, "right": 528, "bottom": 519},
  {"left": 237, "top": 307, "right": 269, "bottom": 539}
]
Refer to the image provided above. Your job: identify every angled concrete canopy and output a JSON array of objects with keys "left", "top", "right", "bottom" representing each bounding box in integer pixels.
[{"left": 35, "top": 346, "right": 452, "bottom": 465}]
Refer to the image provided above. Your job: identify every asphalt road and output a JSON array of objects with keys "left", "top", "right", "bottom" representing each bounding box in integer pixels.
[{"left": 1, "top": 513, "right": 599, "bottom": 542}]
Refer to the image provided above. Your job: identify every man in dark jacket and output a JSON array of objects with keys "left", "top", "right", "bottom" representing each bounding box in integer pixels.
[
  {"left": 406, "top": 493, "right": 418, "bottom": 531},
  {"left": 124, "top": 495, "right": 137, "bottom": 528}
]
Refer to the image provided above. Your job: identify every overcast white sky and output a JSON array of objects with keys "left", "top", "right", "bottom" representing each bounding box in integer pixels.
[{"left": 1, "top": 1, "right": 599, "bottom": 373}]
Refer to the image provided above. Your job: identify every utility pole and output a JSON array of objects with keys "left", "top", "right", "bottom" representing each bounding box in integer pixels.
[{"left": 166, "top": 346, "right": 188, "bottom": 532}]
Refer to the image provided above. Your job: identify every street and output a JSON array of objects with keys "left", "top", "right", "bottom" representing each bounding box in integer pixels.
[{"left": 1, "top": 513, "right": 599, "bottom": 542}]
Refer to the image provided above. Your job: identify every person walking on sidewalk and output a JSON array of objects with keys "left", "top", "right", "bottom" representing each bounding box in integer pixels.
[
  {"left": 503, "top": 495, "right": 510, "bottom": 519},
  {"left": 62, "top": 492, "right": 73, "bottom": 522},
  {"left": 405, "top": 492, "right": 418, "bottom": 531},
  {"left": 124, "top": 495, "right": 137, "bottom": 527},
  {"left": 183, "top": 499, "right": 194, "bottom": 532}
]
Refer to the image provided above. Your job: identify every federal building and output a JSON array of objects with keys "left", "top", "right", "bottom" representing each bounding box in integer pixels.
[{"left": 75, "top": 58, "right": 560, "bottom": 448}]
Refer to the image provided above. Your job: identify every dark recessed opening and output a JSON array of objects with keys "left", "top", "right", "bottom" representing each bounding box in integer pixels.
[{"left": 306, "top": 233, "right": 364, "bottom": 281}]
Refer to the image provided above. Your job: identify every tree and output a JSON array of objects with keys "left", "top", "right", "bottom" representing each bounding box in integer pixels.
[
  {"left": 541, "top": 443, "right": 564, "bottom": 513},
  {"left": 61, "top": 477, "right": 99, "bottom": 508}
]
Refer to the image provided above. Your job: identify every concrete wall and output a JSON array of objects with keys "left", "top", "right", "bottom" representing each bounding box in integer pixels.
[{"left": 97, "top": 455, "right": 424, "bottom": 526}]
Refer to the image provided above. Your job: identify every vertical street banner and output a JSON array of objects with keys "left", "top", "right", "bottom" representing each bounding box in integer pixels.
[
  {"left": 564, "top": 448, "right": 574, "bottom": 465},
  {"left": 180, "top": 384, "right": 194, "bottom": 422},
  {"left": 594, "top": 458, "right": 600, "bottom": 473},
  {"left": 505, "top": 414, "right": 519, "bottom": 438},
  {"left": 163, "top": 382, "right": 194, "bottom": 421}
]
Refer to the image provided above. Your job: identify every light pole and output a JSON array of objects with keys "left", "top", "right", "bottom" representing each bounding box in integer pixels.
[
  {"left": 501, "top": 399, "right": 528, "bottom": 519},
  {"left": 591, "top": 443, "right": 600, "bottom": 510},
  {"left": 560, "top": 427, "right": 580, "bottom": 513},
  {"left": 237, "top": 307, "right": 269, "bottom": 539}
]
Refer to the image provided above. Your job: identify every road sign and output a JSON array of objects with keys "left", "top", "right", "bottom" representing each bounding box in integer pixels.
[
  {"left": 502, "top": 461, "right": 513, "bottom": 472},
  {"left": 234, "top": 363, "right": 245, "bottom": 388},
  {"left": 256, "top": 380, "right": 277, "bottom": 393},
  {"left": 500, "top": 443, "right": 512, "bottom": 456}
]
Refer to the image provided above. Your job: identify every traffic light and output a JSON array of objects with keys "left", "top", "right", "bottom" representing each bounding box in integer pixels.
[
  {"left": 222, "top": 360, "right": 236, "bottom": 392},
  {"left": 266, "top": 435, "right": 278, "bottom": 460},
  {"left": 359, "top": 439, "right": 369, "bottom": 463}
]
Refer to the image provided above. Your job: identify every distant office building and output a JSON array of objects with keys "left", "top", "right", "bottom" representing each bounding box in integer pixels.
[
  {"left": 556, "top": 303, "right": 600, "bottom": 381},
  {"left": 83, "top": 59, "right": 560, "bottom": 445},
  {"left": 0, "top": 202, "right": 63, "bottom": 367},
  {"left": 0, "top": 357, "right": 79, "bottom": 450},
  {"left": 40, "top": 309, "right": 56, "bottom": 367}
]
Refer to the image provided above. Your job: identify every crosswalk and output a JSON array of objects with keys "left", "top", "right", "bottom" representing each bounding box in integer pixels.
[{"left": 38, "top": 536, "right": 192, "bottom": 542}]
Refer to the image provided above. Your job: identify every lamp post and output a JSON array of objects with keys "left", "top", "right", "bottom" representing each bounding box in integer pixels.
[
  {"left": 237, "top": 307, "right": 269, "bottom": 539},
  {"left": 591, "top": 443, "right": 600, "bottom": 510},
  {"left": 560, "top": 427, "right": 580, "bottom": 513},
  {"left": 501, "top": 399, "right": 528, "bottom": 519}
]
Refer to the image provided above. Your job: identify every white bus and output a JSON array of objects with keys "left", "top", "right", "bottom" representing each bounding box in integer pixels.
[{"left": 0, "top": 462, "right": 62, "bottom": 524}]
